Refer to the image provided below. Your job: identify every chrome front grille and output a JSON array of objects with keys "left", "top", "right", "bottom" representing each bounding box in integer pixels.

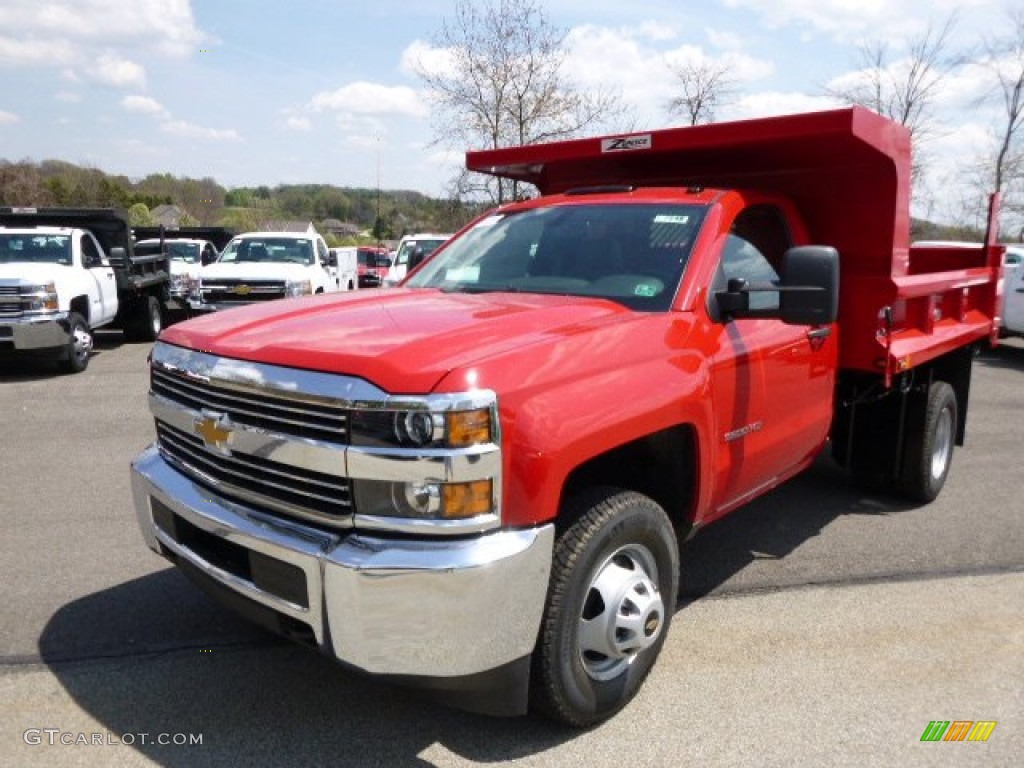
[
  {"left": 156, "top": 421, "right": 352, "bottom": 521},
  {"left": 199, "top": 279, "right": 286, "bottom": 304},
  {"left": 151, "top": 365, "right": 348, "bottom": 443},
  {"left": 0, "top": 285, "right": 22, "bottom": 318},
  {"left": 151, "top": 353, "right": 353, "bottom": 528}
]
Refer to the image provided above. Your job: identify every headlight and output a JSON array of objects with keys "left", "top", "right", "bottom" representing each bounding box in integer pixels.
[
  {"left": 285, "top": 279, "right": 312, "bottom": 297},
  {"left": 350, "top": 407, "right": 493, "bottom": 449},
  {"left": 353, "top": 479, "right": 495, "bottom": 521},
  {"left": 23, "top": 283, "right": 59, "bottom": 313}
]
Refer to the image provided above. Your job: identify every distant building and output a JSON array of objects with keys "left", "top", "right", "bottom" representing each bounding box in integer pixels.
[
  {"left": 321, "top": 219, "right": 360, "bottom": 237},
  {"left": 260, "top": 220, "right": 317, "bottom": 235},
  {"left": 151, "top": 204, "right": 183, "bottom": 228}
]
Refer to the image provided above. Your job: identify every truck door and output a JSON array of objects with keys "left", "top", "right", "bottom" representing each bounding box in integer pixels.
[
  {"left": 707, "top": 206, "right": 836, "bottom": 513},
  {"left": 81, "top": 233, "right": 118, "bottom": 325},
  {"left": 317, "top": 238, "right": 337, "bottom": 290}
]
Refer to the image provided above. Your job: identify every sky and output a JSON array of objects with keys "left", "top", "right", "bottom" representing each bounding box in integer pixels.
[{"left": 0, "top": 0, "right": 1018, "bottom": 224}]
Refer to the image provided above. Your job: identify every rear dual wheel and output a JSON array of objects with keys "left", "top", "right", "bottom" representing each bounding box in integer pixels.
[{"left": 899, "top": 381, "right": 957, "bottom": 503}]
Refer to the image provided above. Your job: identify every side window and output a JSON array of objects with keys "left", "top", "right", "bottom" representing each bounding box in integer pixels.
[
  {"left": 317, "top": 239, "right": 329, "bottom": 265},
  {"left": 81, "top": 234, "right": 103, "bottom": 268},
  {"left": 719, "top": 235, "right": 780, "bottom": 311},
  {"left": 712, "top": 205, "right": 791, "bottom": 316}
]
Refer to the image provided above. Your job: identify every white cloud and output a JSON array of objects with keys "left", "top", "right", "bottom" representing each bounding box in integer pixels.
[
  {"left": 400, "top": 39, "right": 456, "bottom": 79},
  {"left": 0, "top": 35, "right": 76, "bottom": 67},
  {"left": 0, "top": 0, "right": 203, "bottom": 59},
  {"left": 54, "top": 91, "right": 81, "bottom": 103},
  {"left": 286, "top": 115, "right": 312, "bottom": 131},
  {"left": 725, "top": 91, "right": 843, "bottom": 120},
  {"left": 0, "top": 110, "right": 19, "bottom": 125},
  {"left": 311, "top": 82, "right": 428, "bottom": 118},
  {"left": 87, "top": 53, "right": 146, "bottom": 89},
  {"left": 721, "top": 0, "right": 995, "bottom": 45},
  {"left": 160, "top": 119, "right": 240, "bottom": 141},
  {"left": 562, "top": 24, "right": 774, "bottom": 128},
  {"left": 121, "top": 94, "right": 167, "bottom": 117}
]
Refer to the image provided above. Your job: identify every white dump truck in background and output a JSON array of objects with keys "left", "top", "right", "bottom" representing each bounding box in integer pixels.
[{"left": 0, "top": 207, "right": 171, "bottom": 373}]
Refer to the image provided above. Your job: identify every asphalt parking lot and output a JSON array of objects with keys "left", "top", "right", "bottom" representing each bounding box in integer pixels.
[{"left": 0, "top": 333, "right": 1021, "bottom": 767}]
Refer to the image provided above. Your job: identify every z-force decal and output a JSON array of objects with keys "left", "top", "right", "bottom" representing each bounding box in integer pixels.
[{"left": 601, "top": 135, "right": 652, "bottom": 153}]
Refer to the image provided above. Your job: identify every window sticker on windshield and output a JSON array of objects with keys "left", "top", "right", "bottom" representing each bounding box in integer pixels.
[
  {"left": 653, "top": 215, "right": 690, "bottom": 224},
  {"left": 446, "top": 266, "right": 480, "bottom": 282},
  {"left": 474, "top": 215, "right": 504, "bottom": 229},
  {"left": 634, "top": 282, "right": 659, "bottom": 297}
]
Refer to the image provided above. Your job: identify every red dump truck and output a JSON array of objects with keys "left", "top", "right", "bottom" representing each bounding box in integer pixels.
[{"left": 131, "top": 107, "right": 1002, "bottom": 726}]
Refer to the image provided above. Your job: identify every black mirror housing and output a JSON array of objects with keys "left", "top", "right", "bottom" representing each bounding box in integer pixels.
[{"left": 779, "top": 246, "right": 839, "bottom": 325}]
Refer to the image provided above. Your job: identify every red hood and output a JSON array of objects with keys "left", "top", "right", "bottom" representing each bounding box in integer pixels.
[{"left": 160, "top": 288, "right": 636, "bottom": 393}]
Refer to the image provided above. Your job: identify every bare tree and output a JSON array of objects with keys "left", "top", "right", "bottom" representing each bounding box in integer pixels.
[
  {"left": 985, "top": 9, "right": 1024, "bottom": 235},
  {"left": 414, "top": 0, "right": 622, "bottom": 204},
  {"left": 826, "top": 16, "right": 957, "bottom": 148},
  {"left": 666, "top": 59, "right": 735, "bottom": 126}
]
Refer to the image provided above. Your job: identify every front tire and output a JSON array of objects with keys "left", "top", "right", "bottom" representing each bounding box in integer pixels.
[
  {"left": 899, "top": 381, "right": 957, "bottom": 502},
  {"left": 531, "top": 488, "right": 679, "bottom": 727},
  {"left": 61, "top": 312, "right": 92, "bottom": 374}
]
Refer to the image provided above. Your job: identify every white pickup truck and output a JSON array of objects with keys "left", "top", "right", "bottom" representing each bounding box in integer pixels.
[
  {"left": 384, "top": 232, "right": 452, "bottom": 285},
  {"left": 1001, "top": 244, "right": 1024, "bottom": 337},
  {"left": 0, "top": 207, "right": 170, "bottom": 373},
  {"left": 190, "top": 231, "right": 338, "bottom": 312}
]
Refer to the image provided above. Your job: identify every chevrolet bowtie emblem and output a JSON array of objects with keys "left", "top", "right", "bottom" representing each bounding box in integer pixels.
[
  {"left": 233, "top": 284, "right": 252, "bottom": 295},
  {"left": 194, "top": 412, "right": 234, "bottom": 453}
]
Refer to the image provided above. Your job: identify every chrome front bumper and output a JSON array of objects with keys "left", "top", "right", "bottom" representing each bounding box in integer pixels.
[
  {"left": 131, "top": 444, "right": 554, "bottom": 679},
  {"left": 0, "top": 313, "right": 71, "bottom": 350}
]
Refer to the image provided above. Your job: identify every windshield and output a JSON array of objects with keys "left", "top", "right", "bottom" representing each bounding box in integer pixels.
[
  {"left": 396, "top": 238, "right": 446, "bottom": 264},
  {"left": 218, "top": 237, "right": 314, "bottom": 265},
  {"left": 0, "top": 234, "right": 72, "bottom": 265},
  {"left": 167, "top": 242, "right": 200, "bottom": 262},
  {"left": 135, "top": 240, "right": 201, "bottom": 262},
  {"left": 406, "top": 203, "right": 707, "bottom": 311}
]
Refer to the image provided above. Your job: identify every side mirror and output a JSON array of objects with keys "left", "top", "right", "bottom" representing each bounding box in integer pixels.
[
  {"left": 108, "top": 246, "right": 126, "bottom": 268},
  {"left": 327, "top": 253, "right": 337, "bottom": 267},
  {"left": 778, "top": 246, "right": 839, "bottom": 325}
]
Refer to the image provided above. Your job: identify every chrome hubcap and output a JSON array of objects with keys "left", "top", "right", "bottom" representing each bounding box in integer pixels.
[
  {"left": 930, "top": 406, "right": 953, "bottom": 482},
  {"left": 72, "top": 326, "right": 92, "bottom": 361},
  {"left": 578, "top": 544, "right": 664, "bottom": 681}
]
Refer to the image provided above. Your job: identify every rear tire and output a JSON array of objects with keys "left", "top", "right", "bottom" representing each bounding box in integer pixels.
[
  {"left": 60, "top": 312, "right": 92, "bottom": 374},
  {"left": 125, "top": 296, "right": 162, "bottom": 342},
  {"left": 531, "top": 488, "right": 679, "bottom": 727},
  {"left": 899, "top": 381, "right": 957, "bottom": 503}
]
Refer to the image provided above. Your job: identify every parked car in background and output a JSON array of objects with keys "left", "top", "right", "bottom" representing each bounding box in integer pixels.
[
  {"left": 356, "top": 246, "right": 391, "bottom": 288},
  {"left": 190, "top": 231, "right": 337, "bottom": 313},
  {"left": 384, "top": 233, "right": 452, "bottom": 285},
  {"left": 327, "top": 247, "right": 359, "bottom": 292},
  {"left": 1002, "top": 244, "right": 1024, "bottom": 337}
]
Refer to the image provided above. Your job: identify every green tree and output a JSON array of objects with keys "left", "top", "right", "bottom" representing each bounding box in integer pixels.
[{"left": 128, "top": 203, "right": 156, "bottom": 226}]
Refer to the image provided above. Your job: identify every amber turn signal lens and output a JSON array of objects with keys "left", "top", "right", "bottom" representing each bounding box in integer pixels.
[
  {"left": 442, "top": 480, "right": 494, "bottom": 518},
  {"left": 447, "top": 408, "right": 492, "bottom": 447}
]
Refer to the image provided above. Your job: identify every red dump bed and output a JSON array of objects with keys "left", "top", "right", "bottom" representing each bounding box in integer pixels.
[{"left": 467, "top": 107, "right": 1002, "bottom": 376}]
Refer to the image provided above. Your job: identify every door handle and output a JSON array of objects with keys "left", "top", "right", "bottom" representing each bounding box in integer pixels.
[{"left": 806, "top": 327, "right": 832, "bottom": 340}]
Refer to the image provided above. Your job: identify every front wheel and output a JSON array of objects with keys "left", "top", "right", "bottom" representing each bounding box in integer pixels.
[
  {"left": 61, "top": 312, "right": 92, "bottom": 374},
  {"left": 531, "top": 488, "right": 679, "bottom": 727},
  {"left": 899, "top": 380, "right": 957, "bottom": 503}
]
